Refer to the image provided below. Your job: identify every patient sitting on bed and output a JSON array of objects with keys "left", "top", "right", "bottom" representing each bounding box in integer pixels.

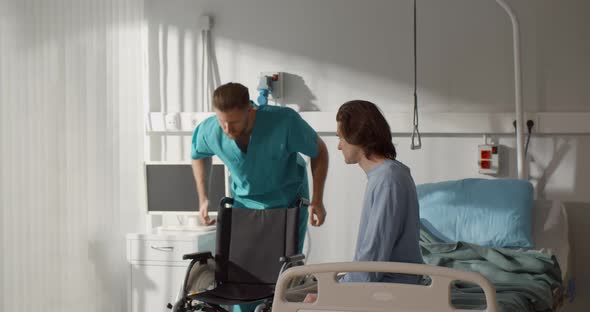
[
  {"left": 336, "top": 100, "right": 424, "bottom": 283},
  {"left": 304, "top": 100, "right": 423, "bottom": 303}
]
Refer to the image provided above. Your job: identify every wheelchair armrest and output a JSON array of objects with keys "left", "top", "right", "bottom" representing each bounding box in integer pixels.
[
  {"left": 280, "top": 253, "right": 306, "bottom": 265},
  {"left": 279, "top": 254, "right": 306, "bottom": 275},
  {"left": 182, "top": 251, "right": 213, "bottom": 264}
]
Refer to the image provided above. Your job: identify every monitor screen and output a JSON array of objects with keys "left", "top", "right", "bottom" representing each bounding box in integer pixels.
[{"left": 145, "top": 162, "right": 226, "bottom": 214}]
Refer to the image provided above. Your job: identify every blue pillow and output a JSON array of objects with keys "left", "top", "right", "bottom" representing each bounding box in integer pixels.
[{"left": 417, "top": 178, "right": 533, "bottom": 248}]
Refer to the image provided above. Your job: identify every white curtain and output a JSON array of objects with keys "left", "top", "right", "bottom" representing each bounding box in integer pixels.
[{"left": 0, "top": 0, "right": 145, "bottom": 311}]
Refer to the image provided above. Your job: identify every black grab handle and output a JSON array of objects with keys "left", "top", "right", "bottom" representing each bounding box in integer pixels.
[{"left": 219, "top": 197, "right": 234, "bottom": 209}]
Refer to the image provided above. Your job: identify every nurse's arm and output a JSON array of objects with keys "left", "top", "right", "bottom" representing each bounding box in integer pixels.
[
  {"left": 309, "top": 137, "right": 329, "bottom": 226},
  {"left": 191, "top": 157, "right": 215, "bottom": 225}
]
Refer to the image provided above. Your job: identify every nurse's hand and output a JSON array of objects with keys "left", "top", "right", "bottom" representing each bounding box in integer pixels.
[
  {"left": 199, "top": 200, "right": 216, "bottom": 225},
  {"left": 308, "top": 202, "right": 326, "bottom": 227}
]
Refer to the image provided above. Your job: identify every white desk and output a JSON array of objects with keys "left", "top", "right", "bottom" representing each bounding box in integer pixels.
[{"left": 126, "top": 230, "right": 216, "bottom": 312}]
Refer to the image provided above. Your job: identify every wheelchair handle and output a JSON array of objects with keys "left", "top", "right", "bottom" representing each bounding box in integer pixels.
[
  {"left": 219, "top": 197, "right": 234, "bottom": 209},
  {"left": 296, "top": 198, "right": 310, "bottom": 208}
]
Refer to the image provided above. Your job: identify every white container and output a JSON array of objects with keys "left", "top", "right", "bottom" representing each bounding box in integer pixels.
[
  {"left": 164, "top": 112, "right": 180, "bottom": 131},
  {"left": 180, "top": 112, "right": 199, "bottom": 131}
]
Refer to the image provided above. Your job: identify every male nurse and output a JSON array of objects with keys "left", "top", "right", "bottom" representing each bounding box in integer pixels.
[{"left": 191, "top": 82, "right": 329, "bottom": 254}]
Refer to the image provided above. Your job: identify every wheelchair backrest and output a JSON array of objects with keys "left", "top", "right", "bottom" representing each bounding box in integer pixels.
[{"left": 215, "top": 204, "right": 300, "bottom": 285}]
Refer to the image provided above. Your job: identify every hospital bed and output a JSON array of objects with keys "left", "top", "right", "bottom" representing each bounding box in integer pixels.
[
  {"left": 417, "top": 179, "right": 569, "bottom": 311},
  {"left": 268, "top": 199, "right": 569, "bottom": 312},
  {"left": 416, "top": 200, "right": 568, "bottom": 312}
]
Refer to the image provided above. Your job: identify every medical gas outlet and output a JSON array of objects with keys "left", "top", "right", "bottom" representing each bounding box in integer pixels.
[
  {"left": 478, "top": 144, "right": 499, "bottom": 175},
  {"left": 257, "top": 72, "right": 283, "bottom": 105}
]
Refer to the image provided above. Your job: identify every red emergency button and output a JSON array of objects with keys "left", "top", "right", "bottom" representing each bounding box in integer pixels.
[
  {"left": 481, "top": 150, "right": 491, "bottom": 159},
  {"left": 480, "top": 160, "right": 491, "bottom": 169}
]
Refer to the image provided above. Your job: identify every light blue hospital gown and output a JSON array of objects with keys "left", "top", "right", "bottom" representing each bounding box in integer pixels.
[
  {"left": 341, "top": 159, "right": 424, "bottom": 284},
  {"left": 191, "top": 105, "right": 319, "bottom": 312}
]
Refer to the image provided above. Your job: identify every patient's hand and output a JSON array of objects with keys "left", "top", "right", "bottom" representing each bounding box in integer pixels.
[{"left": 303, "top": 293, "right": 317, "bottom": 303}]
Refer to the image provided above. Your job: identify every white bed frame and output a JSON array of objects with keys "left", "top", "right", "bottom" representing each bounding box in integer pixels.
[{"left": 273, "top": 262, "right": 498, "bottom": 312}]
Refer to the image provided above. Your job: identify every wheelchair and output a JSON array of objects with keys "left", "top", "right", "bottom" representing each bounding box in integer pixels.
[{"left": 168, "top": 197, "right": 307, "bottom": 312}]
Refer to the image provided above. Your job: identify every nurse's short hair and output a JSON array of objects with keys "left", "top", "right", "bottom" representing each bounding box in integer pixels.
[
  {"left": 213, "top": 83, "right": 250, "bottom": 111},
  {"left": 336, "top": 100, "right": 397, "bottom": 160}
]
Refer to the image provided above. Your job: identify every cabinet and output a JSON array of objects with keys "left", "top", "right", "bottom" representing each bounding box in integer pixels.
[{"left": 126, "top": 230, "right": 216, "bottom": 312}]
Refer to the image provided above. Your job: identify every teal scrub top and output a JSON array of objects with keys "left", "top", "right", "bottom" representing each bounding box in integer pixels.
[{"left": 191, "top": 105, "right": 319, "bottom": 209}]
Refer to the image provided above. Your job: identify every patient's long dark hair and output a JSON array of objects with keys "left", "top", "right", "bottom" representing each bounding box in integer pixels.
[{"left": 336, "top": 100, "right": 397, "bottom": 160}]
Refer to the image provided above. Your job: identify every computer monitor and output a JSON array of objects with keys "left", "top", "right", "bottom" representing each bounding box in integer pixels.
[{"left": 144, "top": 161, "right": 227, "bottom": 217}]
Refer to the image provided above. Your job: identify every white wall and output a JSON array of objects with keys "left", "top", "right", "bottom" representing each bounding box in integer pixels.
[
  {"left": 145, "top": 1, "right": 590, "bottom": 310},
  {"left": 146, "top": 0, "right": 590, "bottom": 114}
]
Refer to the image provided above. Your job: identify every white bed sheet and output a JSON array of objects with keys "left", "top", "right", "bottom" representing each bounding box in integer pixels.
[{"left": 532, "top": 200, "right": 570, "bottom": 281}]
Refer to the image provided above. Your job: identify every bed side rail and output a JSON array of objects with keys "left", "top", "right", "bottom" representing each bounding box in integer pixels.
[{"left": 272, "top": 261, "right": 497, "bottom": 312}]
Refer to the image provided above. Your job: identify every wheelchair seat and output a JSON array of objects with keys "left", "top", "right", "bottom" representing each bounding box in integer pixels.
[
  {"left": 171, "top": 197, "right": 306, "bottom": 312},
  {"left": 188, "top": 283, "right": 274, "bottom": 305}
]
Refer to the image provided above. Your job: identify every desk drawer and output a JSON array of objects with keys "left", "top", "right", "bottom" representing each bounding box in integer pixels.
[{"left": 130, "top": 240, "right": 197, "bottom": 262}]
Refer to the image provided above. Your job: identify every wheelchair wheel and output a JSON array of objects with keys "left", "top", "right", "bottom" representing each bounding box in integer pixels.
[
  {"left": 254, "top": 302, "right": 272, "bottom": 312},
  {"left": 186, "top": 259, "right": 216, "bottom": 294}
]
